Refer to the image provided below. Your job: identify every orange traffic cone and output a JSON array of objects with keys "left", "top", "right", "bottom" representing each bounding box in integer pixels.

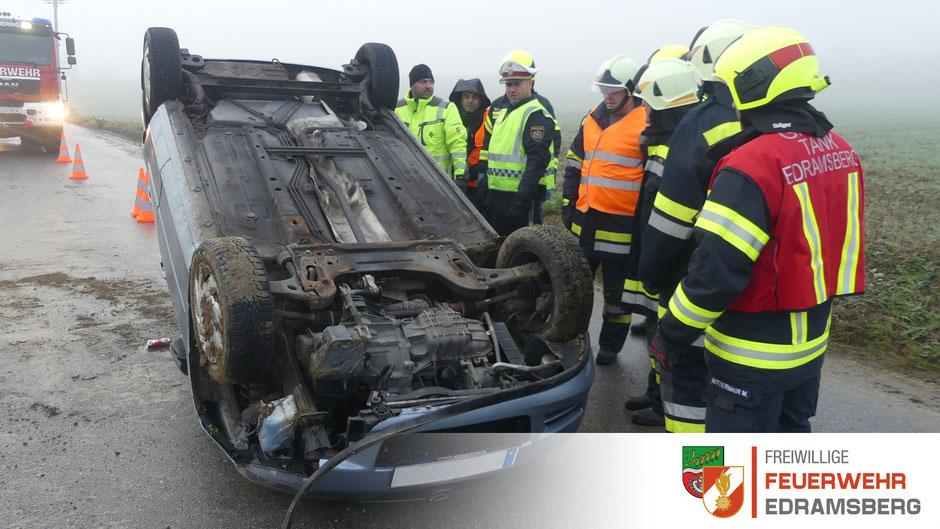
[
  {"left": 137, "top": 183, "right": 155, "bottom": 223},
  {"left": 131, "top": 168, "right": 148, "bottom": 218},
  {"left": 69, "top": 144, "right": 88, "bottom": 180},
  {"left": 55, "top": 133, "right": 71, "bottom": 164}
]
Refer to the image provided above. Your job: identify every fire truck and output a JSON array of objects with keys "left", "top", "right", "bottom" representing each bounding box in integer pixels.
[{"left": 0, "top": 13, "right": 75, "bottom": 154}]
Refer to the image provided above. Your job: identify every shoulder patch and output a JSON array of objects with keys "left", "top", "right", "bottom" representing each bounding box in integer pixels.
[{"left": 530, "top": 126, "right": 545, "bottom": 142}]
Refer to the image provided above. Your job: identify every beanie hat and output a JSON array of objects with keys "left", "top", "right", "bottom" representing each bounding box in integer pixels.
[{"left": 409, "top": 64, "right": 434, "bottom": 86}]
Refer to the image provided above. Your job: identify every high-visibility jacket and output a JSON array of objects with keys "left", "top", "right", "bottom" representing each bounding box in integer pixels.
[
  {"left": 466, "top": 109, "right": 488, "bottom": 187},
  {"left": 483, "top": 92, "right": 560, "bottom": 191},
  {"left": 395, "top": 93, "right": 467, "bottom": 179},
  {"left": 486, "top": 98, "right": 555, "bottom": 193},
  {"left": 576, "top": 105, "right": 646, "bottom": 215},
  {"left": 659, "top": 115, "right": 865, "bottom": 371}
]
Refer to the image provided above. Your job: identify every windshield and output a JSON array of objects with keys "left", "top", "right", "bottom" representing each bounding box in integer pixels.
[{"left": 0, "top": 33, "right": 53, "bottom": 66}]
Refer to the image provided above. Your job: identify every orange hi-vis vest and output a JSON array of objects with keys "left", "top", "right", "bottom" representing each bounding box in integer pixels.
[{"left": 576, "top": 105, "right": 647, "bottom": 215}]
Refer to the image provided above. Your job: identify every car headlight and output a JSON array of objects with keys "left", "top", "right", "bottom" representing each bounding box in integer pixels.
[{"left": 45, "top": 102, "right": 66, "bottom": 121}]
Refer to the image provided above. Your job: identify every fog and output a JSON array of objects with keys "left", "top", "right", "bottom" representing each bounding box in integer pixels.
[{"left": 5, "top": 0, "right": 939, "bottom": 123}]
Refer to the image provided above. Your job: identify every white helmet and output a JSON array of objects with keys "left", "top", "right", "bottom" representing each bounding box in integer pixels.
[
  {"left": 592, "top": 55, "right": 640, "bottom": 94},
  {"left": 649, "top": 44, "right": 690, "bottom": 63},
  {"left": 633, "top": 58, "right": 701, "bottom": 110},
  {"left": 498, "top": 49, "right": 538, "bottom": 84},
  {"left": 688, "top": 18, "right": 753, "bottom": 80}
]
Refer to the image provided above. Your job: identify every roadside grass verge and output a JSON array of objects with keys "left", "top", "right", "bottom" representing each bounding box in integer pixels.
[{"left": 67, "top": 111, "right": 142, "bottom": 144}]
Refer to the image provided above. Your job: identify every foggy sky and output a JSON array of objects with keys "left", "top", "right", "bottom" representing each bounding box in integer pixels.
[{"left": 5, "top": 0, "right": 939, "bottom": 121}]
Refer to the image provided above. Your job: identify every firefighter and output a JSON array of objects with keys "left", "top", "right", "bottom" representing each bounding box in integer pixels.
[
  {"left": 625, "top": 57, "right": 701, "bottom": 428},
  {"left": 481, "top": 50, "right": 557, "bottom": 236},
  {"left": 635, "top": 19, "right": 753, "bottom": 431},
  {"left": 561, "top": 55, "right": 644, "bottom": 365},
  {"left": 395, "top": 64, "right": 467, "bottom": 182},
  {"left": 449, "top": 79, "right": 491, "bottom": 205},
  {"left": 652, "top": 28, "right": 865, "bottom": 433}
]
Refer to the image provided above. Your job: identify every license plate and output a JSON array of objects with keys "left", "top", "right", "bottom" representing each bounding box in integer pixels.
[
  {"left": 0, "top": 106, "right": 22, "bottom": 114},
  {"left": 390, "top": 446, "right": 518, "bottom": 488}
]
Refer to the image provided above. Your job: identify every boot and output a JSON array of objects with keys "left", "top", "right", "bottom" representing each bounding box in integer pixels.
[
  {"left": 595, "top": 349, "right": 618, "bottom": 365},
  {"left": 631, "top": 407, "right": 665, "bottom": 427},
  {"left": 630, "top": 318, "right": 648, "bottom": 336},
  {"left": 624, "top": 394, "right": 651, "bottom": 411}
]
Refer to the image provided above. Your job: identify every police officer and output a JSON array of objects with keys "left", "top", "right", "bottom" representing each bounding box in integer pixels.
[
  {"left": 396, "top": 64, "right": 468, "bottom": 183},
  {"left": 482, "top": 50, "right": 557, "bottom": 236},
  {"left": 561, "top": 55, "right": 644, "bottom": 365},
  {"left": 652, "top": 28, "right": 865, "bottom": 432},
  {"left": 626, "top": 56, "right": 702, "bottom": 428},
  {"left": 636, "top": 19, "right": 753, "bottom": 431}
]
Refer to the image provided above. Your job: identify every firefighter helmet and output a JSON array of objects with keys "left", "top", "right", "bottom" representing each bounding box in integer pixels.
[
  {"left": 634, "top": 58, "right": 701, "bottom": 110},
  {"left": 714, "top": 27, "right": 831, "bottom": 111},
  {"left": 687, "top": 19, "right": 753, "bottom": 79},
  {"left": 649, "top": 44, "right": 690, "bottom": 63},
  {"left": 591, "top": 55, "right": 640, "bottom": 94},
  {"left": 498, "top": 49, "right": 538, "bottom": 84}
]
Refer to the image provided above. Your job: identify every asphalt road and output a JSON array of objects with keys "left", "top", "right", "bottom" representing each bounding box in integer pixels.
[{"left": 1, "top": 126, "right": 938, "bottom": 528}]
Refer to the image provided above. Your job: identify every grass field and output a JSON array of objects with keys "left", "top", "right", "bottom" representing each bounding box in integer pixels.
[{"left": 549, "top": 108, "right": 940, "bottom": 375}]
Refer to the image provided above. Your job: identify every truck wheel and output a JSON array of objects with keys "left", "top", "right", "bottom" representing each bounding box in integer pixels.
[
  {"left": 142, "top": 27, "right": 182, "bottom": 125},
  {"left": 495, "top": 225, "right": 593, "bottom": 343},
  {"left": 42, "top": 127, "right": 63, "bottom": 155},
  {"left": 354, "top": 43, "right": 399, "bottom": 110},
  {"left": 189, "top": 237, "right": 275, "bottom": 385}
]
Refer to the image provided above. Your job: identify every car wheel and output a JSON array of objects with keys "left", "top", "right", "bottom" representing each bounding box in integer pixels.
[
  {"left": 495, "top": 225, "right": 593, "bottom": 343},
  {"left": 189, "top": 237, "right": 275, "bottom": 385},
  {"left": 354, "top": 43, "right": 399, "bottom": 110},
  {"left": 141, "top": 27, "right": 182, "bottom": 126}
]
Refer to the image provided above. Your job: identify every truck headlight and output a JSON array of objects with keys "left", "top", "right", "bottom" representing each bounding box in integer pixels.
[{"left": 45, "top": 102, "right": 66, "bottom": 121}]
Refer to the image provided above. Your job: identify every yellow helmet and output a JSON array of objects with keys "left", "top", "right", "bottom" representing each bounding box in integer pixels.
[
  {"left": 649, "top": 44, "right": 690, "bottom": 63},
  {"left": 714, "top": 27, "right": 831, "bottom": 111},
  {"left": 634, "top": 58, "right": 701, "bottom": 110},
  {"left": 687, "top": 18, "right": 753, "bottom": 80},
  {"left": 592, "top": 55, "right": 640, "bottom": 94},
  {"left": 499, "top": 49, "right": 538, "bottom": 84}
]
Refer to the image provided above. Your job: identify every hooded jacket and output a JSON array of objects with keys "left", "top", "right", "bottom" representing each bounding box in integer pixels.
[{"left": 449, "top": 79, "right": 491, "bottom": 181}]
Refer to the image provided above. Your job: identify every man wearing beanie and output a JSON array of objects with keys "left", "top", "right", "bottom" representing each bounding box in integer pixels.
[{"left": 395, "top": 64, "right": 467, "bottom": 184}]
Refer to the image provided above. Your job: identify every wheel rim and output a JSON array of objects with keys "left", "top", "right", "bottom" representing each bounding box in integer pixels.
[{"left": 192, "top": 262, "right": 224, "bottom": 371}]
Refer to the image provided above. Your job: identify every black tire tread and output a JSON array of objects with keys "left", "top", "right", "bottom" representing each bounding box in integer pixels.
[
  {"left": 190, "top": 237, "right": 275, "bottom": 385},
  {"left": 142, "top": 27, "right": 182, "bottom": 123},
  {"left": 354, "top": 43, "right": 399, "bottom": 110},
  {"left": 496, "top": 225, "right": 593, "bottom": 342}
]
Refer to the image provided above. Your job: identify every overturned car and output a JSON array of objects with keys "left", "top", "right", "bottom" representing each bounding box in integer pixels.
[{"left": 141, "top": 27, "right": 595, "bottom": 500}]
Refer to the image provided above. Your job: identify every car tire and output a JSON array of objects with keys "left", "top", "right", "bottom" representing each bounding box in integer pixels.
[
  {"left": 354, "top": 43, "right": 399, "bottom": 110},
  {"left": 189, "top": 237, "right": 275, "bottom": 385},
  {"left": 141, "top": 27, "right": 182, "bottom": 126},
  {"left": 495, "top": 225, "right": 593, "bottom": 343}
]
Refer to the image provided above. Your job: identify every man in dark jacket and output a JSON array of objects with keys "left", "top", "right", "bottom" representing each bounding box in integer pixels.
[{"left": 449, "top": 79, "right": 491, "bottom": 205}]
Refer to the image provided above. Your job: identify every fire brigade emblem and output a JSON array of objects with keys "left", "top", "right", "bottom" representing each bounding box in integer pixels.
[
  {"left": 530, "top": 126, "right": 544, "bottom": 141},
  {"left": 702, "top": 466, "right": 744, "bottom": 518},
  {"left": 681, "top": 446, "right": 723, "bottom": 498}
]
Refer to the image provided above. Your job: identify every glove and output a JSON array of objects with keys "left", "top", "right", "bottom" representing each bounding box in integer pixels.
[
  {"left": 651, "top": 330, "right": 675, "bottom": 373},
  {"left": 561, "top": 204, "right": 575, "bottom": 230},
  {"left": 455, "top": 178, "right": 468, "bottom": 192},
  {"left": 509, "top": 197, "right": 530, "bottom": 218}
]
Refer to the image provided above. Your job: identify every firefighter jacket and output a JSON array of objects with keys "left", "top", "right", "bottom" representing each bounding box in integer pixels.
[
  {"left": 562, "top": 101, "right": 647, "bottom": 260},
  {"left": 639, "top": 83, "right": 741, "bottom": 317},
  {"left": 658, "top": 102, "right": 865, "bottom": 372},
  {"left": 450, "top": 79, "right": 491, "bottom": 187},
  {"left": 483, "top": 91, "right": 560, "bottom": 192},
  {"left": 395, "top": 92, "right": 467, "bottom": 179},
  {"left": 483, "top": 96, "right": 556, "bottom": 202}
]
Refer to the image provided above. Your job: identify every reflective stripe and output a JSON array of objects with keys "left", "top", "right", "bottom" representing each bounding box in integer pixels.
[
  {"left": 705, "top": 317, "right": 829, "bottom": 369},
  {"left": 664, "top": 417, "right": 706, "bottom": 433},
  {"left": 582, "top": 175, "right": 642, "bottom": 191},
  {"left": 595, "top": 230, "right": 631, "bottom": 243},
  {"left": 696, "top": 201, "right": 769, "bottom": 261},
  {"left": 649, "top": 210, "right": 693, "bottom": 240},
  {"left": 585, "top": 149, "right": 644, "bottom": 168},
  {"left": 648, "top": 144, "right": 669, "bottom": 159},
  {"left": 436, "top": 104, "right": 446, "bottom": 120},
  {"left": 622, "top": 290, "right": 659, "bottom": 312},
  {"left": 566, "top": 158, "right": 583, "bottom": 170},
  {"left": 432, "top": 154, "right": 450, "bottom": 162},
  {"left": 452, "top": 160, "right": 467, "bottom": 172},
  {"left": 794, "top": 183, "right": 827, "bottom": 303},
  {"left": 692, "top": 335, "right": 705, "bottom": 348},
  {"left": 790, "top": 311, "right": 808, "bottom": 344},
  {"left": 488, "top": 167, "right": 524, "bottom": 178},
  {"left": 663, "top": 401, "right": 707, "bottom": 421},
  {"left": 658, "top": 305, "right": 668, "bottom": 319},
  {"left": 488, "top": 152, "right": 528, "bottom": 164},
  {"left": 562, "top": 198, "right": 570, "bottom": 206},
  {"left": 644, "top": 159, "right": 664, "bottom": 176},
  {"left": 570, "top": 223, "right": 582, "bottom": 236},
  {"left": 668, "top": 283, "right": 722, "bottom": 330},
  {"left": 702, "top": 121, "right": 742, "bottom": 146},
  {"left": 837, "top": 172, "right": 862, "bottom": 295},
  {"left": 652, "top": 192, "right": 698, "bottom": 224},
  {"left": 594, "top": 241, "right": 630, "bottom": 254}
]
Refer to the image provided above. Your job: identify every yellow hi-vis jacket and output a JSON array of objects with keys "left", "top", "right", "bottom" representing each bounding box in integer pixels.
[{"left": 395, "top": 93, "right": 467, "bottom": 179}]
